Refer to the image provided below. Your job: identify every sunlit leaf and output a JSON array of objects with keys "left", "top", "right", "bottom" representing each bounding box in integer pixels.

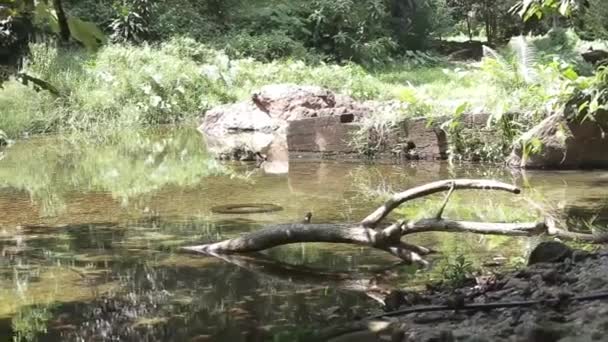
[
  {"left": 562, "top": 67, "right": 578, "bottom": 81},
  {"left": 454, "top": 102, "right": 469, "bottom": 117},
  {"left": 67, "top": 17, "right": 107, "bottom": 51},
  {"left": 558, "top": 1, "right": 571, "bottom": 16}
]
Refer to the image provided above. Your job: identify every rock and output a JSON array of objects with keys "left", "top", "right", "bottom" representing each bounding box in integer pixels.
[
  {"left": 286, "top": 114, "right": 361, "bottom": 157},
  {"left": 504, "top": 277, "right": 529, "bottom": 291},
  {"left": 199, "top": 84, "right": 371, "bottom": 166},
  {"left": 384, "top": 290, "right": 408, "bottom": 311},
  {"left": 429, "top": 330, "right": 455, "bottom": 342},
  {"left": 508, "top": 114, "right": 608, "bottom": 169},
  {"left": 572, "top": 250, "right": 594, "bottom": 263},
  {"left": 252, "top": 84, "right": 335, "bottom": 120},
  {"left": 199, "top": 102, "right": 280, "bottom": 161},
  {"left": 257, "top": 131, "right": 289, "bottom": 174},
  {"left": 0, "top": 129, "right": 7, "bottom": 147},
  {"left": 540, "top": 270, "right": 563, "bottom": 285},
  {"left": 252, "top": 84, "right": 370, "bottom": 121},
  {"left": 448, "top": 48, "right": 481, "bottom": 61},
  {"left": 431, "top": 40, "right": 484, "bottom": 61},
  {"left": 287, "top": 115, "right": 447, "bottom": 160},
  {"left": 523, "top": 323, "right": 564, "bottom": 342},
  {"left": 582, "top": 49, "right": 608, "bottom": 66},
  {"left": 200, "top": 102, "right": 278, "bottom": 136},
  {"left": 199, "top": 84, "right": 490, "bottom": 163},
  {"left": 527, "top": 241, "right": 573, "bottom": 265}
]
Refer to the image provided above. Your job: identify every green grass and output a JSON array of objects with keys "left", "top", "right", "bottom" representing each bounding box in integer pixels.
[{"left": 0, "top": 31, "right": 603, "bottom": 143}]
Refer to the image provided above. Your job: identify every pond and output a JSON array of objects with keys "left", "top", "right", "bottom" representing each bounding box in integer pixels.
[{"left": 0, "top": 128, "right": 607, "bottom": 341}]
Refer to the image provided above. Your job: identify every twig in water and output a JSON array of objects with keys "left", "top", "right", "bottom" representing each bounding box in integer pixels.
[{"left": 364, "top": 291, "right": 608, "bottom": 320}]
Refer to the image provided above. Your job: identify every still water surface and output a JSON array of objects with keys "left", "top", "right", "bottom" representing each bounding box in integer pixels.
[{"left": 0, "top": 128, "right": 607, "bottom": 341}]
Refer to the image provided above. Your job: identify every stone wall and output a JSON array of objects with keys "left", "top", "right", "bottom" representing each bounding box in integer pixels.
[
  {"left": 287, "top": 115, "right": 457, "bottom": 161},
  {"left": 198, "top": 82, "right": 500, "bottom": 164},
  {"left": 286, "top": 114, "right": 361, "bottom": 159}
]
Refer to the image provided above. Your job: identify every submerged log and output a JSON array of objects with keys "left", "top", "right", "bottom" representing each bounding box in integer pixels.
[{"left": 184, "top": 178, "right": 607, "bottom": 265}]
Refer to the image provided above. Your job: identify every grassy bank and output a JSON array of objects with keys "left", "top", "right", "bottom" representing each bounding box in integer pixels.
[{"left": 0, "top": 31, "right": 604, "bottom": 147}]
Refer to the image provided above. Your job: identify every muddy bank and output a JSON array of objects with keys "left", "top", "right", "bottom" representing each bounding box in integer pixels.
[{"left": 329, "top": 247, "right": 608, "bottom": 342}]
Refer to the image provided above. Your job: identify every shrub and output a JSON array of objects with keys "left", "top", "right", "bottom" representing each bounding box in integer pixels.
[
  {"left": 0, "top": 41, "right": 396, "bottom": 137},
  {"left": 575, "top": 0, "right": 608, "bottom": 40},
  {"left": 0, "top": 42, "right": 238, "bottom": 136},
  {"left": 221, "top": 30, "right": 309, "bottom": 62},
  {"left": 150, "top": 1, "right": 224, "bottom": 41}
]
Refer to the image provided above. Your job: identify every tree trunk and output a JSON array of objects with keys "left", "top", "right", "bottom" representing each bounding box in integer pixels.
[
  {"left": 52, "top": 0, "right": 70, "bottom": 43},
  {"left": 484, "top": 0, "right": 492, "bottom": 44}
]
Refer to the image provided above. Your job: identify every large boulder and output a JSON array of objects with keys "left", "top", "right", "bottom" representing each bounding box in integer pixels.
[
  {"left": 508, "top": 114, "right": 608, "bottom": 169},
  {"left": 252, "top": 84, "right": 370, "bottom": 121},
  {"left": 198, "top": 84, "right": 370, "bottom": 165},
  {"left": 199, "top": 102, "right": 280, "bottom": 161},
  {"left": 582, "top": 49, "right": 608, "bottom": 66}
]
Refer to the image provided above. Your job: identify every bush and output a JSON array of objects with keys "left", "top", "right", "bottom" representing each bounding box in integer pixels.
[
  {"left": 0, "top": 40, "right": 395, "bottom": 137},
  {"left": 0, "top": 81, "right": 60, "bottom": 136},
  {"left": 575, "top": 0, "right": 608, "bottom": 40},
  {"left": 151, "top": 1, "right": 225, "bottom": 41},
  {"left": 221, "top": 30, "right": 310, "bottom": 62},
  {"left": 0, "top": 42, "right": 237, "bottom": 136}
]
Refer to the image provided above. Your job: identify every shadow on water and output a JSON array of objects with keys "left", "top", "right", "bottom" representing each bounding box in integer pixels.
[{"left": 0, "top": 128, "right": 607, "bottom": 341}]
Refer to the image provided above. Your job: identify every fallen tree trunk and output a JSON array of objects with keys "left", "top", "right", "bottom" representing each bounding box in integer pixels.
[{"left": 184, "top": 178, "right": 606, "bottom": 265}]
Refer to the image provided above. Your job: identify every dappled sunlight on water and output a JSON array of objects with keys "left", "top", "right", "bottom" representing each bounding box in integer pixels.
[{"left": 0, "top": 128, "right": 607, "bottom": 341}]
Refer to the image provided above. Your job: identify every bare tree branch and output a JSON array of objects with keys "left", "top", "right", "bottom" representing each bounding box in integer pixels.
[
  {"left": 435, "top": 181, "right": 455, "bottom": 219},
  {"left": 360, "top": 179, "right": 520, "bottom": 228},
  {"left": 183, "top": 178, "right": 605, "bottom": 264},
  {"left": 402, "top": 219, "right": 546, "bottom": 236},
  {"left": 365, "top": 291, "right": 608, "bottom": 320}
]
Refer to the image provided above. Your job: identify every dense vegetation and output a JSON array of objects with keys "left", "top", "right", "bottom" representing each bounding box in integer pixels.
[{"left": 1, "top": 0, "right": 607, "bottom": 160}]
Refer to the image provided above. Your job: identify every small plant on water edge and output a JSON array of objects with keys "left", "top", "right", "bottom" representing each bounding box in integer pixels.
[
  {"left": 441, "top": 103, "right": 514, "bottom": 163},
  {"left": 520, "top": 137, "right": 544, "bottom": 165},
  {"left": 441, "top": 255, "right": 474, "bottom": 288}
]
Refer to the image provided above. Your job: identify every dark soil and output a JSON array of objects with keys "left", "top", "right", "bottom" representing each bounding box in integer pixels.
[{"left": 337, "top": 248, "right": 608, "bottom": 342}]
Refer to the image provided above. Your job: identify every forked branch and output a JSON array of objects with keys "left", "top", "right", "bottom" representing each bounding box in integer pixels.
[
  {"left": 359, "top": 179, "right": 520, "bottom": 228},
  {"left": 183, "top": 178, "right": 602, "bottom": 265}
]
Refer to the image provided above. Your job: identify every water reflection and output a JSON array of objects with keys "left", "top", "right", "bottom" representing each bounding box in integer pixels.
[
  {"left": 0, "top": 220, "right": 388, "bottom": 341},
  {"left": 0, "top": 129, "right": 607, "bottom": 341},
  {"left": 0, "top": 128, "right": 229, "bottom": 225}
]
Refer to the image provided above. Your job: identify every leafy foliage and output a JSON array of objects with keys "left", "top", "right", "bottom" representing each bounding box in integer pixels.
[
  {"left": 109, "top": 0, "right": 153, "bottom": 43},
  {"left": 575, "top": 0, "right": 608, "bottom": 40},
  {"left": 1, "top": 0, "right": 107, "bottom": 51},
  {"left": 441, "top": 255, "right": 474, "bottom": 287},
  {"left": 562, "top": 66, "right": 608, "bottom": 123},
  {"left": 513, "top": 0, "right": 588, "bottom": 21}
]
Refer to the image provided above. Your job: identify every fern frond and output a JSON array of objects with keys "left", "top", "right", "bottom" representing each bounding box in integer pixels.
[
  {"left": 482, "top": 45, "right": 501, "bottom": 60},
  {"left": 482, "top": 45, "right": 512, "bottom": 73},
  {"left": 510, "top": 35, "right": 538, "bottom": 84}
]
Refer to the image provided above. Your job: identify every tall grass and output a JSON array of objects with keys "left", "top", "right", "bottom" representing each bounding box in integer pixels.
[
  {"left": 0, "top": 32, "right": 600, "bottom": 139},
  {"left": 1, "top": 38, "right": 398, "bottom": 138}
]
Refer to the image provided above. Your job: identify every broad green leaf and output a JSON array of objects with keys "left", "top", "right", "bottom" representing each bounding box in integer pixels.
[
  {"left": 454, "top": 102, "right": 469, "bottom": 117},
  {"left": 67, "top": 17, "right": 107, "bottom": 51},
  {"left": 562, "top": 68, "right": 578, "bottom": 81},
  {"left": 577, "top": 101, "right": 589, "bottom": 113}
]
